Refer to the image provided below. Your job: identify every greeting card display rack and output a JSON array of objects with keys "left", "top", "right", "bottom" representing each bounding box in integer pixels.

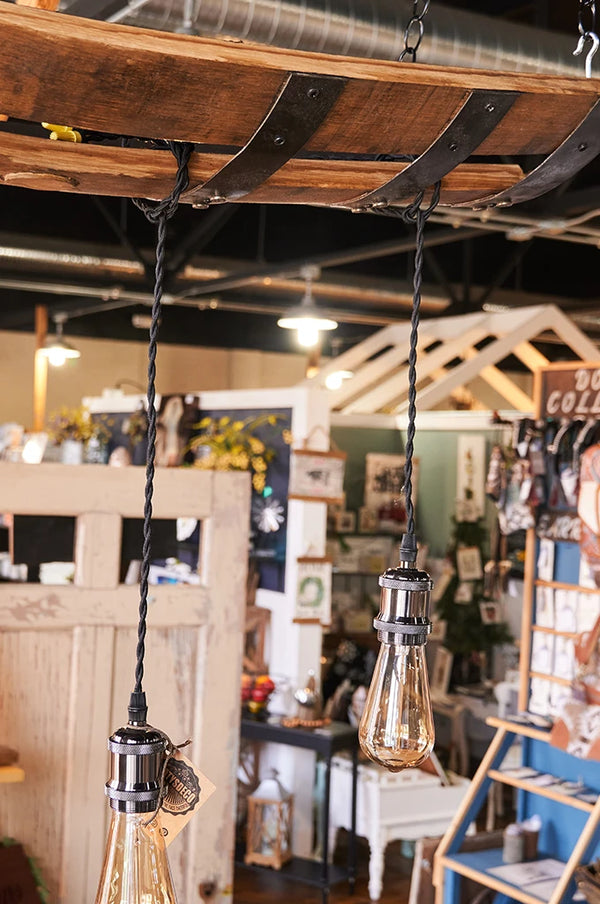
[{"left": 434, "top": 362, "right": 600, "bottom": 904}]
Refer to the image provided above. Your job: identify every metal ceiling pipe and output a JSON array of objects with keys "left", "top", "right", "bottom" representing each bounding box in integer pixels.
[{"left": 107, "top": 0, "right": 584, "bottom": 76}]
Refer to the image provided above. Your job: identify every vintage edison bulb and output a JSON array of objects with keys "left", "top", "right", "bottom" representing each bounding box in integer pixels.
[
  {"left": 94, "top": 810, "right": 177, "bottom": 904},
  {"left": 359, "top": 641, "right": 434, "bottom": 772}
]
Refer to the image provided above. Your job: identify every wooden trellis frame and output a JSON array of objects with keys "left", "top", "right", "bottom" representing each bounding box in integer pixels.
[{"left": 305, "top": 304, "right": 600, "bottom": 415}]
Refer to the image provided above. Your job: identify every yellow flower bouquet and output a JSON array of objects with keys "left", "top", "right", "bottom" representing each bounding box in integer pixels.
[{"left": 189, "top": 414, "right": 281, "bottom": 492}]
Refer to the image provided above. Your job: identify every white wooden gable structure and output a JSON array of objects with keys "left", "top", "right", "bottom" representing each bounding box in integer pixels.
[{"left": 305, "top": 305, "right": 598, "bottom": 415}]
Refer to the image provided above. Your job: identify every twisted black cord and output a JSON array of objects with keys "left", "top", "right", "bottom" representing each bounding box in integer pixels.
[
  {"left": 402, "top": 207, "right": 425, "bottom": 540},
  {"left": 394, "top": 183, "right": 441, "bottom": 560},
  {"left": 128, "top": 141, "right": 193, "bottom": 723}
]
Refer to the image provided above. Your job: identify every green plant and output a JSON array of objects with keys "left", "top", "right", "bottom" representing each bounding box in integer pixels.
[
  {"left": 189, "top": 414, "right": 283, "bottom": 492},
  {"left": 47, "top": 405, "right": 111, "bottom": 446}
]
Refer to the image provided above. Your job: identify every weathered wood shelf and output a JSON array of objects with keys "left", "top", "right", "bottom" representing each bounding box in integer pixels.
[{"left": 0, "top": 2, "right": 599, "bottom": 209}]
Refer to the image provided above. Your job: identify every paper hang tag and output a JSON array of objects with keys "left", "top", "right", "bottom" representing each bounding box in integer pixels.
[{"left": 158, "top": 749, "right": 216, "bottom": 847}]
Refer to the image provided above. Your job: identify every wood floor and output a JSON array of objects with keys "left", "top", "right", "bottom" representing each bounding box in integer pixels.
[{"left": 233, "top": 835, "right": 415, "bottom": 904}]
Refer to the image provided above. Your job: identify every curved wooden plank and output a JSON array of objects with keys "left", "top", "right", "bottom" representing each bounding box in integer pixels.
[
  {"left": 0, "top": 132, "right": 524, "bottom": 205},
  {"left": 0, "top": 2, "right": 599, "bottom": 158}
]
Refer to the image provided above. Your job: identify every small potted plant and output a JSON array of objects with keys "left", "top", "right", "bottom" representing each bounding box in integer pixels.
[{"left": 47, "top": 405, "right": 111, "bottom": 464}]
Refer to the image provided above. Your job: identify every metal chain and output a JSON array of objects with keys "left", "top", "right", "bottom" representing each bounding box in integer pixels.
[
  {"left": 574, "top": 0, "right": 599, "bottom": 77},
  {"left": 128, "top": 143, "right": 193, "bottom": 722},
  {"left": 399, "top": 0, "right": 431, "bottom": 62}
]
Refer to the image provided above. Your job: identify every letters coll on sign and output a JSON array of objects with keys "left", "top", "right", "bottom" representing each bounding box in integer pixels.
[{"left": 540, "top": 364, "right": 600, "bottom": 419}]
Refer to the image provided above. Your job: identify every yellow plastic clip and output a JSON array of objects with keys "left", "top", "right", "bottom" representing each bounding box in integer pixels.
[{"left": 41, "top": 122, "right": 82, "bottom": 143}]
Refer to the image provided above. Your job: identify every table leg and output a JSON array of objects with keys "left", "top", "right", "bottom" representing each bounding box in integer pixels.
[
  {"left": 348, "top": 745, "right": 358, "bottom": 893},
  {"left": 321, "top": 752, "right": 332, "bottom": 904}
]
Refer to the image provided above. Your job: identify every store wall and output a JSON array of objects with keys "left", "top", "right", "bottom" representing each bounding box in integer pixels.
[
  {"left": 331, "top": 424, "right": 503, "bottom": 557},
  {"left": 0, "top": 330, "right": 308, "bottom": 427}
]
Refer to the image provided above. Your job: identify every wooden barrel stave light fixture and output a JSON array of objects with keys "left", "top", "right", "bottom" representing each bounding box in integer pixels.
[{"left": 0, "top": 1, "right": 600, "bottom": 211}]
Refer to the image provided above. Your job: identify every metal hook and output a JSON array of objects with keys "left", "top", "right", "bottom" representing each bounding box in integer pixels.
[{"left": 573, "top": 31, "right": 600, "bottom": 78}]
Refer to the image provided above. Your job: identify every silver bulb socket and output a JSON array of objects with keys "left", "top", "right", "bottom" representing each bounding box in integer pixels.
[
  {"left": 105, "top": 724, "right": 168, "bottom": 813},
  {"left": 373, "top": 560, "right": 433, "bottom": 645}
]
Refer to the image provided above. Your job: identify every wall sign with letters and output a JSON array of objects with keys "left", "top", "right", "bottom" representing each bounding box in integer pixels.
[{"left": 538, "top": 362, "right": 600, "bottom": 419}]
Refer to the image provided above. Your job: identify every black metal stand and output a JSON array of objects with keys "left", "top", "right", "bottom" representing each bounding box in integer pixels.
[{"left": 239, "top": 716, "right": 359, "bottom": 904}]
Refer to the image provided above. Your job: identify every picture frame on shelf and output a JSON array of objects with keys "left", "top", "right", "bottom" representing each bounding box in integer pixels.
[
  {"left": 334, "top": 510, "right": 356, "bottom": 534},
  {"left": 454, "top": 581, "right": 474, "bottom": 604},
  {"left": 294, "top": 556, "right": 332, "bottom": 625},
  {"left": 479, "top": 601, "right": 501, "bottom": 625},
  {"left": 288, "top": 448, "right": 346, "bottom": 504},
  {"left": 364, "top": 453, "right": 417, "bottom": 514},
  {"left": 430, "top": 617, "right": 448, "bottom": 642},
  {"left": 456, "top": 546, "right": 484, "bottom": 581},
  {"left": 358, "top": 506, "right": 379, "bottom": 533},
  {"left": 431, "top": 646, "right": 453, "bottom": 696}
]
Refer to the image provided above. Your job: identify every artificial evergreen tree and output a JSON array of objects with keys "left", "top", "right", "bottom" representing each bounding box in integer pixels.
[{"left": 436, "top": 513, "right": 512, "bottom": 686}]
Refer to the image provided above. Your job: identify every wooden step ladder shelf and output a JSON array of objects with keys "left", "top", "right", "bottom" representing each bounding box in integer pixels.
[
  {"left": 1, "top": 2, "right": 600, "bottom": 209},
  {"left": 435, "top": 364, "right": 600, "bottom": 904},
  {"left": 434, "top": 719, "right": 600, "bottom": 904}
]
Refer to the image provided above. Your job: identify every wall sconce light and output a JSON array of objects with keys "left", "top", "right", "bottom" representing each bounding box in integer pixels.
[
  {"left": 277, "top": 265, "right": 337, "bottom": 348},
  {"left": 39, "top": 314, "right": 80, "bottom": 367}
]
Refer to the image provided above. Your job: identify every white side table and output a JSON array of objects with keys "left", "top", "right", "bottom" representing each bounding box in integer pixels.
[{"left": 329, "top": 756, "right": 470, "bottom": 901}]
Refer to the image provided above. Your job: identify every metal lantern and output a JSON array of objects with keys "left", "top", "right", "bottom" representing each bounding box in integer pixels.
[{"left": 245, "top": 771, "right": 294, "bottom": 870}]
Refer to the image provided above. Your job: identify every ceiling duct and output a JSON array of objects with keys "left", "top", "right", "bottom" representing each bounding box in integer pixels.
[{"left": 93, "top": 0, "right": 585, "bottom": 76}]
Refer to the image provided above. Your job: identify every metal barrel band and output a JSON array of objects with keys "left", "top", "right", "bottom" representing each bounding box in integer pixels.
[
  {"left": 454, "top": 96, "right": 600, "bottom": 209},
  {"left": 341, "top": 89, "right": 518, "bottom": 212},
  {"left": 184, "top": 71, "right": 346, "bottom": 207}
]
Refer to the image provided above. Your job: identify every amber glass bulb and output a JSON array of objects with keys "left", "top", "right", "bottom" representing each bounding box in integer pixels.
[
  {"left": 359, "top": 642, "right": 434, "bottom": 772},
  {"left": 94, "top": 810, "right": 178, "bottom": 904}
]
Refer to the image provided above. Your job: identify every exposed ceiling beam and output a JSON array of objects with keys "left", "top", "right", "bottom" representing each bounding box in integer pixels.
[{"left": 175, "top": 228, "right": 483, "bottom": 298}]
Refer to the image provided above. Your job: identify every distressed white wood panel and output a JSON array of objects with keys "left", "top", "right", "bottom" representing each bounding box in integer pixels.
[
  {"left": 0, "top": 584, "right": 210, "bottom": 628},
  {"left": 74, "top": 513, "right": 121, "bottom": 589},
  {"left": 60, "top": 626, "right": 115, "bottom": 903},
  {"left": 0, "top": 463, "right": 214, "bottom": 518},
  {"left": 0, "top": 465, "right": 249, "bottom": 904},
  {"left": 0, "top": 629, "right": 73, "bottom": 901}
]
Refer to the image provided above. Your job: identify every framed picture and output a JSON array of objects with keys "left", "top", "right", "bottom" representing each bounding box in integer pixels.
[
  {"left": 364, "top": 453, "right": 418, "bottom": 513},
  {"left": 358, "top": 506, "right": 379, "bottom": 533},
  {"left": 455, "top": 581, "right": 474, "bottom": 604},
  {"left": 431, "top": 647, "right": 453, "bottom": 696},
  {"left": 479, "top": 601, "right": 501, "bottom": 625},
  {"left": 288, "top": 449, "right": 346, "bottom": 504},
  {"left": 294, "top": 556, "right": 332, "bottom": 625},
  {"left": 334, "top": 510, "right": 356, "bottom": 534},
  {"left": 456, "top": 546, "right": 483, "bottom": 581},
  {"left": 430, "top": 617, "right": 447, "bottom": 642},
  {"left": 456, "top": 435, "right": 486, "bottom": 520}
]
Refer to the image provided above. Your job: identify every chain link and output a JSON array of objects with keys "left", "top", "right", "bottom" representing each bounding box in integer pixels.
[
  {"left": 399, "top": 0, "right": 431, "bottom": 62},
  {"left": 578, "top": 0, "right": 596, "bottom": 36}
]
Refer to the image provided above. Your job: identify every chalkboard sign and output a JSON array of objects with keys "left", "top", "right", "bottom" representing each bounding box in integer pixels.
[{"left": 538, "top": 362, "right": 600, "bottom": 419}]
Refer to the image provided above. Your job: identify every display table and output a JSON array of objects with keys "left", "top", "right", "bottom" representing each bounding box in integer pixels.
[
  {"left": 239, "top": 717, "right": 358, "bottom": 904},
  {"left": 329, "top": 755, "right": 471, "bottom": 901}
]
